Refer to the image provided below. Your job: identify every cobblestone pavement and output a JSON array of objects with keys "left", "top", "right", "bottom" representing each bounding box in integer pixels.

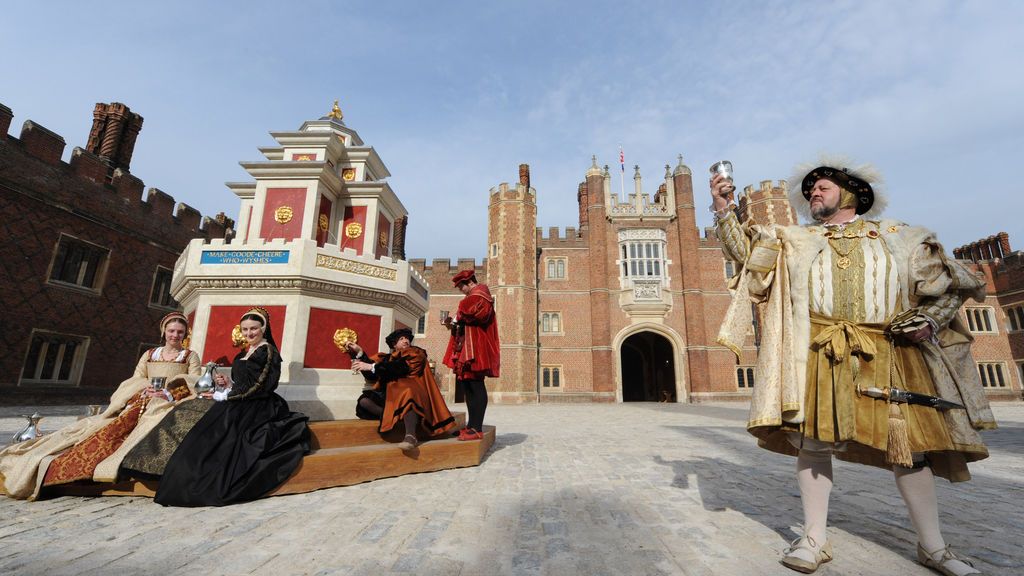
[{"left": 1, "top": 402, "right": 1022, "bottom": 576}]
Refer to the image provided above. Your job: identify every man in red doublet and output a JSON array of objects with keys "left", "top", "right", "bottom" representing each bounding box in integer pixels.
[{"left": 442, "top": 270, "right": 500, "bottom": 440}]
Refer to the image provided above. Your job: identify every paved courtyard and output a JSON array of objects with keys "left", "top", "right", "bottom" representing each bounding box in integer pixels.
[{"left": 1, "top": 402, "right": 1022, "bottom": 576}]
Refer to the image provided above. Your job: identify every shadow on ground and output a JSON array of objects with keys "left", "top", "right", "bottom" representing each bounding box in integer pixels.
[{"left": 655, "top": 424, "right": 1023, "bottom": 573}]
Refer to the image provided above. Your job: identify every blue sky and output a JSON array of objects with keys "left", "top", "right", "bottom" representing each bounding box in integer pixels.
[{"left": 3, "top": 0, "right": 1021, "bottom": 260}]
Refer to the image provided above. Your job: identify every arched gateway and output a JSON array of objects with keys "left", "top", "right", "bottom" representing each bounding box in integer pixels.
[{"left": 619, "top": 331, "right": 677, "bottom": 402}]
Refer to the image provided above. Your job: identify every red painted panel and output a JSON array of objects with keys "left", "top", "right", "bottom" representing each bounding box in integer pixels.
[
  {"left": 261, "top": 188, "right": 307, "bottom": 241},
  {"left": 316, "top": 195, "right": 332, "bottom": 247},
  {"left": 303, "top": 308, "right": 382, "bottom": 369},
  {"left": 203, "top": 305, "right": 287, "bottom": 366},
  {"left": 375, "top": 213, "right": 391, "bottom": 259},
  {"left": 291, "top": 153, "right": 315, "bottom": 161},
  {"left": 341, "top": 205, "right": 367, "bottom": 255}
]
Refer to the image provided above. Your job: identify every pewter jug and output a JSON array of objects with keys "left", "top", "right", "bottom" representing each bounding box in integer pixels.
[
  {"left": 12, "top": 413, "right": 42, "bottom": 443},
  {"left": 195, "top": 362, "right": 218, "bottom": 394}
]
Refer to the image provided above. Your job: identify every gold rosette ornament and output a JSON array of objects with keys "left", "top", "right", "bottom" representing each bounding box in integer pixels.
[
  {"left": 333, "top": 328, "right": 358, "bottom": 351},
  {"left": 345, "top": 222, "right": 363, "bottom": 239},
  {"left": 275, "top": 206, "right": 294, "bottom": 224},
  {"left": 231, "top": 325, "right": 247, "bottom": 348},
  {"left": 319, "top": 214, "right": 329, "bottom": 232}
]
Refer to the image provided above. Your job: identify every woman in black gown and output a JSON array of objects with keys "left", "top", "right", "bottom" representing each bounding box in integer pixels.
[{"left": 154, "top": 307, "right": 310, "bottom": 507}]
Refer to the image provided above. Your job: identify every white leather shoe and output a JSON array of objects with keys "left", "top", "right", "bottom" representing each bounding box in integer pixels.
[{"left": 781, "top": 535, "right": 833, "bottom": 574}]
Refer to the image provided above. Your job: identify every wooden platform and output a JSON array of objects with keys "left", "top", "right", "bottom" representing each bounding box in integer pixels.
[{"left": 23, "top": 413, "right": 494, "bottom": 499}]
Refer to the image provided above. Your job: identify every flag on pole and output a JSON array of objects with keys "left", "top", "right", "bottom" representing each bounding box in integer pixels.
[{"left": 619, "top": 146, "right": 625, "bottom": 173}]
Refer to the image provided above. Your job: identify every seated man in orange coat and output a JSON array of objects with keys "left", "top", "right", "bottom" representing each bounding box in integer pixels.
[
  {"left": 349, "top": 328, "right": 456, "bottom": 451},
  {"left": 442, "top": 270, "right": 500, "bottom": 441}
]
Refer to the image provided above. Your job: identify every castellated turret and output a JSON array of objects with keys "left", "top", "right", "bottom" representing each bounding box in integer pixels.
[
  {"left": 737, "top": 180, "right": 797, "bottom": 226},
  {"left": 485, "top": 164, "right": 539, "bottom": 403}
]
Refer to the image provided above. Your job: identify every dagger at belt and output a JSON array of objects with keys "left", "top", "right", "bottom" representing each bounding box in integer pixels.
[{"left": 860, "top": 387, "right": 966, "bottom": 411}]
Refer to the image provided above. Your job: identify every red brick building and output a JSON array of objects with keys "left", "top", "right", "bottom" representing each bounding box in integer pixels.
[
  {"left": 411, "top": 160, "right": 784, "bottom": 403},
  {"left": 0, "top": 102, "right": 232, "bottom": 405},
  {"left": 953, "top": 233, "right": 1024, "bottom": 400},
  {"left": 412, "top": 160, "right": 1022, "bottom": 404},
  {"left": 3, "top": 99, "right": 1018, "bottom": 407}
]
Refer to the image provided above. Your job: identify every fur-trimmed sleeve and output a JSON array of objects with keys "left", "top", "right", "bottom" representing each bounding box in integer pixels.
[{"left": 909, "top": 237, "right": 986, "bottom": 303}]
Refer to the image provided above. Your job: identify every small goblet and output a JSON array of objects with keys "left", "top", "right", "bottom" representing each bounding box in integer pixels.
[{"left": 709, "top": 160, "right": 736, "bottom": 195}]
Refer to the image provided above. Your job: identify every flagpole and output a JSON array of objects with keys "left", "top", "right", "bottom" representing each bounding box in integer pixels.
[{"left": 619, "top": 144, "right": 625, "bottom": 200}]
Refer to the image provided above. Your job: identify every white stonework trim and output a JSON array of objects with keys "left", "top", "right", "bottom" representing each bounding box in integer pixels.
[
  {"left": 611, "top": 322, "right": 687, "bottom": 403},
  {"left": 617, "top": 228, "right": 667, "bottom": 242}
]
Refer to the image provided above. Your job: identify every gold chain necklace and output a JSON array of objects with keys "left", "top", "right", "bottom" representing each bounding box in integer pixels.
[{"left": 824, "top": 220, "right": 864, "bottom": 270}]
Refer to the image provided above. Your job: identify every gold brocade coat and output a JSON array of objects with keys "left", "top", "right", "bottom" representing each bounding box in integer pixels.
[
  {"left": 717, "top": 219, "right": 996, "bottom": 471},
  {"left": 0, "top": 351, "right": 200, "bottom": 500}
]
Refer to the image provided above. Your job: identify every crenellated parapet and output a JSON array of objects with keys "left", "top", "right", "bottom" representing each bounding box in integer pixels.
[
  {"left": 0, "top": 101, "right": 234, "bottom": 244},
  {"left": 488, "top": 180, "right": 535, "bottom": 201},
  {"left": 536, "top": 226, "right": 586, "bottom": 248},
  {"left": 409, "top": 258, "right": 487, "bottom": 293}
]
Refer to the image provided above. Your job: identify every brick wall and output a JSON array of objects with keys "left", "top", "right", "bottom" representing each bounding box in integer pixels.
[{"left": 0, "top": 103, "right": 232, "bottom": 404}]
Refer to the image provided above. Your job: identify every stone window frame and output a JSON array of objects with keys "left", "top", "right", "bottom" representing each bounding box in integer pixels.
[
  {"left": 20, "top": 329, "right": 91, "bottom": 386},
  {"left": 724, "top": 259, "right": 737, "bottom": 279},
  {"left": 977, "top": 362, "right": 1008, "bottom": 388},
  {"left": 490, "top": 243, "right": 499, "bottom": 258},
  {"left": 148, "top": 265, "right": 178, "bottom": 311},
  {"left": 545, "top": 257, "right": 568, "bottom": 280},
  {"left": 415, "top": 314, "right": 428, "bottom": 336},
  {"left": 540, "top": 312, "right": 563, "bottom": 335},
  {"left": 964, "top": 306, "right": 998, "bottom": 334},
  {"left": 1004, "top": 305, "right": 1024, "bottom": 332},
  {"left": 45, "top": 233, "right": 111, "bottom": 295},
  {"left": 736, "top": 366, "right": 756, "bottom": 389},
  {"left": 541, "top": 365, "right": 562, "bottom": 388},
  {"left": 616, "top": 229, "right": 669, "bottom": 286}
]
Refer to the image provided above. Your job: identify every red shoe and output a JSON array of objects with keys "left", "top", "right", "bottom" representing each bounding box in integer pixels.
[{"left": 458, "top": 428, "right": 483, "bottom": 441}]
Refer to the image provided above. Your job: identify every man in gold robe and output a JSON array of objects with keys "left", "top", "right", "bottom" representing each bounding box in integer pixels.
[{"left": 713, "top": 156, "right": 995, "bottom": 575}]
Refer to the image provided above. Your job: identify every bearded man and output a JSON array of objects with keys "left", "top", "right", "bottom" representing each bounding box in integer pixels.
[{"left": 713, "top": 156, "right": 995, "bottom": 576}]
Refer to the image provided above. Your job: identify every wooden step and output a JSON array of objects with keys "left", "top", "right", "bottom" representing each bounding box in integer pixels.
[
  {"left": 34, "top": 422, "right": 494, "bottom": 499},
  {"left": 270, "top": 425, "right": 495, "bottom": 495},
  {"left": 309, "top": 412, "right": 466, "bottom": 449}
]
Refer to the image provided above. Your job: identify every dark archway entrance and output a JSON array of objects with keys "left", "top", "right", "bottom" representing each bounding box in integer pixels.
[{"left": 620, "top": 331, "right": 676, "bottom": 402}]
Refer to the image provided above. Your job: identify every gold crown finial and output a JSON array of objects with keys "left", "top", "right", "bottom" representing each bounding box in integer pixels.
[{"left": 328, "top": 99, "right": 343, "bottom": 120}]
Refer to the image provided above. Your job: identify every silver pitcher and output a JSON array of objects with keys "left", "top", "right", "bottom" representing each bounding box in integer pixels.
[
  {"left": 195, "top": 362, "right": 218, "bottom": 395},
  {"left": 12, "top": 413, "right": 42, "bottom": 443}
]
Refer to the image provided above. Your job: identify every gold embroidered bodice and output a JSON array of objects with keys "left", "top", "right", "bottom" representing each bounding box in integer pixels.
[{"left": 807, "top": 220, "right": 901, "bottom": 323}]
